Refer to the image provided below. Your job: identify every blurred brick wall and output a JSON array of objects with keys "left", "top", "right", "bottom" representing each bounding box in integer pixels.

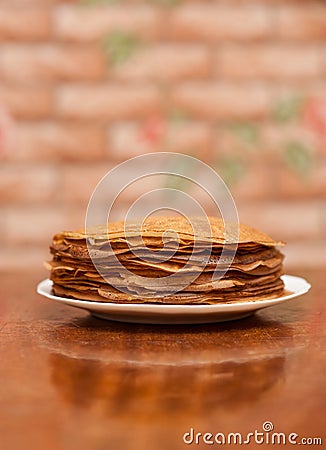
[{"left": 0, "top": 0, "right": 326, "bottom": 271}]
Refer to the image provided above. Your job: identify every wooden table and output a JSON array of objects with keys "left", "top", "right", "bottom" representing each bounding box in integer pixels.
[{"left": 0, "top": 269, "right": 325, "bottom": 450}]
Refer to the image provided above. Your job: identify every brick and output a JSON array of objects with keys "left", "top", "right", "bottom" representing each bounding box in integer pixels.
[
  {"left": 55, "top": 5, "right": 160, "bottom": 42},
  {"left": 0, "top": 9, "right": 52, "bottom": 40},
  {"left": 109, "top": 122, "right": 151, "bottom": 158},
  {"left": 166, "top": 122, "right": 213, "bottom": 155},
  {"left": 74, "top": 167, "right": 195, "bottom": 214},
  {"left": 305, "top": 83, "right": 326, "bottom": 100},
  {"left": 109, "top": 121, "right": 213, "bottom": 159},
  {"left": 0, "top": 86, "right": 53, "bottom": 119},
  {"left": 57, "top": 85, "right": 161, "bottom": 120},
  {"left": 61, "top": 164, "right": 112, "bottom": 205},
  {"left": 278, "top": 6, "right": 326, "bottom": 41},
  {"left": 4, "top": 206, "right": 66, "bottom": 245},
  {"left": 1, "top": 45, "right": 106, "bottom": 82},
  {"left": 113, "top": 45, "right": 211, "bottom": 81},
  {"left": 0, "top": 164, "right": 58, "bottom": 204},
  {"left": 0, "top": 0, "right": 59, "bottom": 4},
  {"left": 284, "top": 241, "right": 326, "bottom": 269},
  {"left": 169, "top": 5, "right": 273, "bottom": 41},
  {"left": 0, "top": 0, "right": 79, "bottom": 4},
  {"left": 0, "top": 206, "right": 5, "bottom": 243},
  {"left": 61, "top": 161, "right": 193, "bottom": 217},
  {"left": 237, "top": 201, "right": 321, "bottom": 241},
  {"left": 213, "top": 149, "right": 326, "bottom": 203},
  {"left": 103, "top": 174, "right": 166, "bottom": 210},
  {"left": 62, "top": 205, "right": 89, "bottom": 232},
  {"left": 260, "top": 124, "right": 321, "bottom": 157},
  {"left": 0, "top": 247, "right": 48, "bottom": 272},
  {"left": 274, "top": 162, "right": 326, "bottom": 199},
  {"left": 217, "top": 45, "right": 321, "bottom": 79},
  {"left": 225, "top": 162, "right": 275, "bottom": 201},
  {"left": 321, "top": 207, "right": 326, "bottom": 240},
  {"left": 11, "top": 122, "right": 106, "bottom": 161},
  {"left": 217, "top": 0, "right": 311, "bottom": 3},
  {"left": 171, "top": 83, "right": 271, "bottom": 120},
  {"left": 215, "top": 123, "right": 315, "bottom": 158},
  {"left": 214, "top": 145, "right": 326, "bottom": 202},
  {"left": 0, "top": 105, "right": 13, "bottom": 156}
]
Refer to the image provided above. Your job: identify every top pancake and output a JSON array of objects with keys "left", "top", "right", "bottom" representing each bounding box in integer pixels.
[{"left": 54, "top": 216, "right": 284, "bottom": 247}]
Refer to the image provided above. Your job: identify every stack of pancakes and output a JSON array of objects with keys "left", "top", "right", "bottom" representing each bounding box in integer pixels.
[{"left": 46, "top": 217, "right": 285, "bottom": 304}]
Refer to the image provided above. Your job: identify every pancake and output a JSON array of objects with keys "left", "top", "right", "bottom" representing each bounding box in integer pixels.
[{"left": 46, "top": 216, "right": 286, "bottom": 305}]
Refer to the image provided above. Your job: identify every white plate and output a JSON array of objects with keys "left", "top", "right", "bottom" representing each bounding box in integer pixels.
[{"left": 37, "top": 275, "right": 311, "bottom": 324}]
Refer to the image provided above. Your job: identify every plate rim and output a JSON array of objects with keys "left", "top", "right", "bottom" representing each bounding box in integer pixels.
[{"left": 37, "top": 274, "right": 311, "bottom": 314}]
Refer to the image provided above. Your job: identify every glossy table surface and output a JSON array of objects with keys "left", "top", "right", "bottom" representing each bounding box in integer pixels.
[{"left": 0, "top": 269, "right": 325, "bottom": 450}]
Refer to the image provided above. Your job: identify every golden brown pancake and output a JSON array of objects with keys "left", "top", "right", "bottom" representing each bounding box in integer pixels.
[{"left": 46, "top": 216, "right": 285, "bottom": 304}]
